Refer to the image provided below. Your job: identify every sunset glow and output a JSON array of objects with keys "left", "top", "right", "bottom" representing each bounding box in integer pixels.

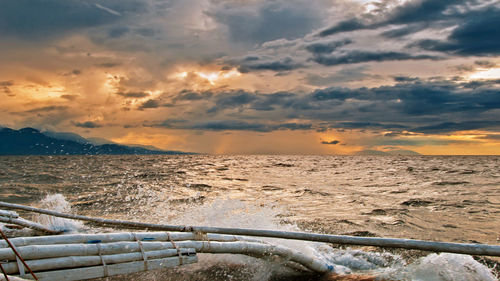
[{"left": 1, "top": 0, "right": 499, "bottom": 155}]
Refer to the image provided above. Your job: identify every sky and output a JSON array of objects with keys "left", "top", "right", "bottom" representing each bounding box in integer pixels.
[{"left": 1, "top": 0, "right": 499, "bottom": 155}]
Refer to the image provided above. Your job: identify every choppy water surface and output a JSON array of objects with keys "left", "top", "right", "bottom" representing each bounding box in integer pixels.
[{"left": 1, "top": 155, "right": 499, "bottom": 280}]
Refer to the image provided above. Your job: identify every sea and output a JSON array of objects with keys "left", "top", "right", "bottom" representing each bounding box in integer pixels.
[{"left": 1, "top": 155, "right": 499, "bottom": 280}]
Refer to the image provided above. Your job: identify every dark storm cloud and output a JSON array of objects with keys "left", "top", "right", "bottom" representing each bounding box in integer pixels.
[
  {"left": 138, "top": 99, "right": 161, "bottom": 110},
  {"left": 203, "top": 90, "right": 297, "bottom": 113},
  {"left": 477, "top": 134, "right": 500, "bottom": 140},
  {"left": 310, "top": 51, "right": 439, "bottom": 66},
  {"left": 413, "top": 121, "right": 500, "bottom": 134},
  {"left": 393, "top": 76, "right": 420, "bottom": 83},
  {"left": 189, "top": 120, "right": 279, "bottom": 132},
  {"left": 321, "top": 140, "right": 340, "bottom": 145},
  {"left": 0, "top": 81, "right": 14, "bottom": 87},
  {"left": 135, "top": 27, "right": 155, "bottom": 37},
  {"left": 302, "top": 81, "right": 500, "bottom": 134},
  {"left": 278, "top": 123, "right": 313, "bottom": 130},
  {"left": 413, "top": 8, "right": 500, "bottom": 55},
  {"left": 334, "top": 122, "right": 407, "bottom": 130},
  {"left": 209, "top": 0, "right": 325, "bottom": 44},
  {"left": 145, "top": 119, "right": 187, "bottom": 128},
  {"left": 383, "top": 131, "right": 416, "bottom": 137},
  {"left": 310, "top": 87, "right": 352, "bottom": 101},
  {"left": 97, "top": 62, "right": 121, "bottom": 68},
  {"left": 380, "top": 23, "right": 429, "bottom": 38},
  {"left": 151, "top": 76, "right": 499, "bottom": 134},
  {"left": 312, "top": 81, "right": 500, "bottom": 116},
  {"left": 461, "top": 79, "right": 500, "bottom": 89},
  {"left": 305, "top": 67, "right": 377, "bottom": 86},
  {"left": 218, "top": 1, "right": 499, "bottom": 73},
  {"left": 250, "top": 92, "right": 296, "bottom": 111},
  {"left": 373, "top": 137, "right": 462, "bottom": 147},
  {"left": 207, "top": 81, "right": 499, "bottom": 129},
  {"left": 175, "top": 91, "right": 214, "bottom": 101},
  {"left": 108, "top": 26, "right": 130, "bottom": 38},
  {"left": 151, "top": 120, "right": 312, "bottom": 132},
  {"left": 237, "top": 57, "right": 303, "bottom": 73},
  {"left": 319, "top": 18, "right": 366, "bottom": 37},
  {"left": 261, "top": 39, "right": 299, "bottom": 50},
  {"left": 107, "top": 26, "right": 156, "bottom": 39},
  {"left": 0, "top": 0, "right": 145, "bottom": 39},
  {"left": 319, "top": 0, "right": 466, "bottom": 37},
  {"left": 1, "top": 81, "right": 14, "bottom": 96},
  {"left": 115, "top": 91, "right": 150, "bottom": 98},
  {"left": 207, "top": 91, "right": 258, "bottom": 113},
  {"left": 24, "top": 106, "right": 69, "bottom": 113},
  {"left": 453, "top": 64, "right": 475, "bottom": 73},
  {"left": 305, "top": 39, "right": 353, "bottom": 55},
  {"left": 73, "top": 121, "right": 102, "bottom": 128},
  {"left": 384, "top": 0, "right": 465, "bottom": 25},
  {"left": 316, "top": 1, "right": 500, "bottom": 58},
  {"left": 60, "top": 95, "right": 77, "bottom": 101},
  {"left": 475, "top": 60, "right": 496, "bottom": 68}
]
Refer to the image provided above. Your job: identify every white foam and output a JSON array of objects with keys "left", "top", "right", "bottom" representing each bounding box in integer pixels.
[
  {"left": 169, "top": 198, "right": 323, "bottom": 252},
  {"left": 35, "top": 194, "right": 83, "bottom": 232},
  {"left": 381, "top": 253, "right": 498, "bottom": 281},
  {"left": 159, "top": 198, "right": 335, "bottom": 275},
  {"left": 160, "top": 198, "right": 403, "bottom": 275},
  {"left": 161, "top": 198, "right": 498, "bottom": 279},
  {"left": 318, "top": 248, "right": 405, "bottom": 273},
  {"left": 170, "top": 198, "right": 282, "bottom": 229}
]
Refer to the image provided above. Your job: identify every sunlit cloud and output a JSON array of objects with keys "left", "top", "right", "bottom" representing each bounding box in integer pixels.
[
  {"left": 18, "top": 84, "right": 67, "bottom": 100},
  {"left": 1, "top": 0, "right": 499, "bottom": 154},
  {"left": 171, "top": 67, "right": 242, "bottom": 86},
  {"left": 469, "top": 67, "right": 500, "bottom": 80},
  {"left": 198, "top": 69, "right": 241, "bottom": 85},
  {"left": 174, "top": 72, "right": 188, "bottom": 79}
]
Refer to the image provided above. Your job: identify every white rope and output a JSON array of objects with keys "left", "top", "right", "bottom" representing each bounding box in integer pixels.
[
  {"left": 14, "top": 257, "right": 24, "bottom": 277},
  {"left": 133, "top": 233, "right": 148, "bottom": 270},
  {"left": 96, "top": 244, "right": 108, "bottom": 277},
  {"left": 196, "top": 232, "right": 209, "bottom": 253},
  {"left": 6, "top": 243, "right": 24, "bottom": 277},
  {"left": 167, "top": 233, "right": 182, "bottom": 265}
]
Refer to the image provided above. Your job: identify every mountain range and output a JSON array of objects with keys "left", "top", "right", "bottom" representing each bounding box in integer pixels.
[
  {"left": 0, "top": 127, "right": 192, "bottom": 155},
  {"left": 354, "top": 149, "right": 421, "bottom": 156}
]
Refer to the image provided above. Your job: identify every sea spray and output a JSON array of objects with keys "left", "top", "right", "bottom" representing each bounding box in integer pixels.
[
  {"left": 168, "top": 198, "right": 324, "bottom": 252},
  {"left": 316, "top": 247, "right": 405, "bottom": 275},
  {"left": 152, "top": 197, "right": 498, "bottom": 279},
  {"left": 4, "top": 154, "right": 496, "bottom": 280},
  {"left": 381, "top": 253, "right": 498, "bottom": 281},
  {"left": 17, "top": 195, "right": 497, "bottom": 280},
  {"left": 35, "top": 194, "right": 83, "bottom": 232},
  {"left": 158, "top": 198, "right": 397, "bottom": 276},
  {"left": 151, "top": 198, "right": 333, "bottom": 277}
]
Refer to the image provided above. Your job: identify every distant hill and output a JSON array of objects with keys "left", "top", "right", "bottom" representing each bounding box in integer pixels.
[
  {"left": 42, "top": 130, "right": 91, "bottom": 144},
  {"left": 387, "top": 149, "right": 421, "bottom": 156},
  {"left": 354, "top": 149, "right": 421, "bottom": 156},
  {"left": 0, "top": 127, "right": 193, "bottom": 155},
  {"left": 354, "top": 150, "right": 391, "bottom": 156},
  {"left": 85, "top": 137, "right": 116, "bottom": 145}
]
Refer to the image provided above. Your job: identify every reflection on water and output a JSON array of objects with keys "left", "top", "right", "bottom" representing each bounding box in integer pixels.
[{"left": 0, "top": 155, "right": 499, "bottom": 280}]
